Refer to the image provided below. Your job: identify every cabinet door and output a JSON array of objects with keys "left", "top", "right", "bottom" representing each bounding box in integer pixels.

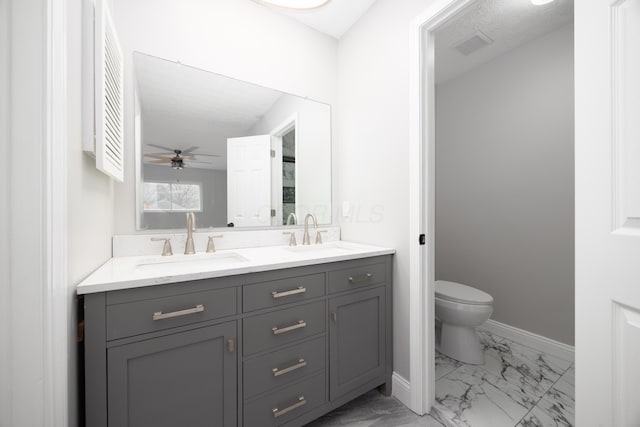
[
  {"left": 329, "top": 287, "right": 386, "bottom": 400},
  {"left": 107, "top": 322, "right": 237, "bottom": 427}
]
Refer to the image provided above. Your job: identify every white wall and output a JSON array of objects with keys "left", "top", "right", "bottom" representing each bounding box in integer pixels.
[
  {"left": 111, "top": 0, "right": 338, "bottom": 234},
  {"left": 435, "top": 24, "right": 575, "bottom": 345},
  {"left": 337, "top": 0, "right": 443, "bottom": 381},
  {"left": 66, "top": 0, "right": 117, "bottom": 424},
  {"left": 249, "top": 95, "right": 332, "bottom": 224}
]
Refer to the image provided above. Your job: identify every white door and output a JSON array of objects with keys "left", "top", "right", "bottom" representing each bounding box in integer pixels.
[
  {"left": 576, "top": 1, "right": 640, "bottom": 426},
  {"left": 227, "top": 135, "right": 272, "bottom": 227}
]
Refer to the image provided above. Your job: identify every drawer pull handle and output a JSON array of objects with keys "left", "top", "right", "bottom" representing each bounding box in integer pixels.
[
  {"left": 271, "top": 286, "right": 306, "bottom": 299},
  {"left": 272, "top": 320, "right": 306, "bottom": 335},
  {"left": 348, "top": 273, "right": 373, "bottom": 284},
  {"left": 272, "top": 396, "right": 306, "bottom": 418},
  {"left": 152, "top": 304, "right": 205, "bottom": 321},
  {"left": 272, "top": 359, "right": 307, "bottom": 377}
]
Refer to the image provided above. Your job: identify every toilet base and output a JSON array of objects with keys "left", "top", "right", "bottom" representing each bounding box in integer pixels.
[{"left": 439, "top": 322, "right": 484, "bottom": 365}]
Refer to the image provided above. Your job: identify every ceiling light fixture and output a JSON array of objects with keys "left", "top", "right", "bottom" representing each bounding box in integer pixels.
[
  {"left": 253, "top": 0, "right": 331, "bottom": 11},
  {"left": 531, "top": 0, "right": 555, "bottom": 5}
]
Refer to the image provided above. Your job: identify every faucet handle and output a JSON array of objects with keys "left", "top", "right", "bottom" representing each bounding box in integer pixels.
[
  {"left": 206, "top": 235, "right": 223, "bottom": 253},
  {"left": 283, "top": 231, "right": 297, "bottom": 247},
  {"left": 315, "top": 230, "right": 328, "bottom": 245},
  {"left": 151, "top": 237, "right": 173, "bottom": 256}
]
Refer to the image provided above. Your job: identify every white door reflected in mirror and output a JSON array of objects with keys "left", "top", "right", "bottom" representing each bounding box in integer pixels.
[{"left": 227, "top": 135, "right": 273, "bottom": 227}]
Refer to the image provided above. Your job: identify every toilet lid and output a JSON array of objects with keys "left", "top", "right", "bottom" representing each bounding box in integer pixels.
[{"left": 435, "top": 280, "right": 493, "bottom": 305}]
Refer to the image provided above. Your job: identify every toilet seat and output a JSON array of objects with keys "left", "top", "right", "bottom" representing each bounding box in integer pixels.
[{"left": 435, "top": 280, "right": 493, "bottom": 306}]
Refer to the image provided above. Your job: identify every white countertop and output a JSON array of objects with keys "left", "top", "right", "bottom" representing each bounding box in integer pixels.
[{"left": 76, "top": 241, "right": 395, "bottom": 295}]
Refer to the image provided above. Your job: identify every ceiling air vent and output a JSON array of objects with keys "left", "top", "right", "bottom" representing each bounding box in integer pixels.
[{"left": 453, "top": 31, "right": 493, "bottom": 56}]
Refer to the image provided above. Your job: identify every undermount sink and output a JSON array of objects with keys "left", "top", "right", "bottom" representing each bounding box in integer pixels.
[
  {"left": 135, "top": 251, "right": 248, "bottom": 273},
  {"left": 283, "top": 241, "right": 361, "bottom": 254}
]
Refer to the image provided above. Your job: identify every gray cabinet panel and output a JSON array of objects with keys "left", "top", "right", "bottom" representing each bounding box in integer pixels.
[
  {"left": 329, "top": 287, "right": 386, "bottom": 400},
  {"left": 243, "top": 273, "right": 325, "bottom": 313},
  {"left": 243, "top": 301, "right": 325, "bottom": 356},
  {"left": 243, "top": 336, "right": 325, "bottom": 399},
  {"left": 328, "top": 262, "right": 386, "bottom": 294},
  {"left": 244, "top": 373, "right": 326, "bottom": 427},
  {"left": 107, "top": 322, "right": 237, "bottom": 427},
  {"left": 106, "top": 286, "right": 236, "bottom": 340}
]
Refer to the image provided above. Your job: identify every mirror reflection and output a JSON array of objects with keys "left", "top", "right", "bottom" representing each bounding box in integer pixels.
[{"left": 134, "top": 52, "right": 332, "bottom": 230}]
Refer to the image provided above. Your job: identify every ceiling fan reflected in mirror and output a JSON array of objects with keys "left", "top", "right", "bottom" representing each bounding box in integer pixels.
[{"left": 144, "top": 144, "right": 221, "bottom": 169}]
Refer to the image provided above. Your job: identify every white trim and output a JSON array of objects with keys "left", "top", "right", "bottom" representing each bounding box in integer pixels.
[
  {"left": 269, "top": 113, "right": 298, "bottom": 138},
  {"left": 408, "top": 0, "right": 478, "bottom": 416},
  {"left": 43, "top": 0, "right": 69, "bottom": 426},
  {"left": 481, "top": 320, "right": 575, "bottom": 363},
  {"left": 391, "top": 372, "right": 412, "bottom": 409}
]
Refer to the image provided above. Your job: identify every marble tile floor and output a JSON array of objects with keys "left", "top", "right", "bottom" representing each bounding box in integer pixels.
[
  {"left": 306, "top": 389, "right": 445, "bottom": 427},
  {"left": 433, "top": 328, "right": 574, "bottom": 427},
  {"left": 307, "top": 328, "right": 574, "bottom": 427}
]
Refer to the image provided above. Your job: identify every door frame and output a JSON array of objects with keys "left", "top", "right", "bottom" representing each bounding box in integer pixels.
[
  {"left": 408, "top": 0, "right": 477, "bottom": 415},
  {"left": 270, "top": 114, "right": 298, "bottom": 225},
  {"left": 1, "top": 0, "right": 69, "bottom": 425}
]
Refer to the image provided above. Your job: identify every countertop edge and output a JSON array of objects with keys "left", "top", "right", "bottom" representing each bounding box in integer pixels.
[{"left": 77, "top": 245, "right": 395, "bottom": 295}]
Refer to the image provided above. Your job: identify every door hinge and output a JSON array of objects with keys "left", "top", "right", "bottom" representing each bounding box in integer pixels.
[
  {"left": 271, "top": 209, "right": 276, "bottom": 217},
  {"left": 330, "top": 312, "right": 337, "bottom": 322},
  {"left": 270, "top": 149, "right": 276, "bottom": 158},
  {"left": 419, "top": 234, "right": 426, "bottom": 245}
]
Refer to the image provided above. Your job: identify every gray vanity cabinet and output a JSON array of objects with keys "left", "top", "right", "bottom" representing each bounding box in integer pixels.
[
  {"left": 83, "top": 255, "right": 393, "bottom": 427},
  {"left": 107, "top": 322, "right": 237, "bottom": 427},
  {"left": 329, "top": 286, "right": 386, "bottom": 400}
]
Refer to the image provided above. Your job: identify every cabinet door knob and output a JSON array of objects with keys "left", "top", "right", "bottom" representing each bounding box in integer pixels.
[
  {"left": 331, "top": 312, "right": 337, "bottom": 322},
  {"left": 227, "top": 339, "right": 235, "bottom": 353}
]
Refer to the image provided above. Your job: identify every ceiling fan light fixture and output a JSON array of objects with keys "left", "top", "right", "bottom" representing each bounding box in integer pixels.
[
  {"left": 253, "top": 0, "right": 331, "bottom": 11},
  {"left": 171, "top": 160, "right": 184, "bottom": 170}
]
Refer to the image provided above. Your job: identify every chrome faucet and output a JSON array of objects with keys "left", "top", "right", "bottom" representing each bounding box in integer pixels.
[
  {"left": 302, "top": 213, "right": 317, "bottom": 245},
  {"left": 185, "top": 212, "right": 196, "bottom": 254}
]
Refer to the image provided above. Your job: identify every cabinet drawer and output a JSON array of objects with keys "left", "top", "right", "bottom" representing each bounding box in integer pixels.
[
  {"left": 243, "top": 301, "right": 325, "bottom": 356},
  {"left": 243, "top": 273, "right": 325, "bottom": 313},
  {"left": 328, "top": 262, "right": 386, "bottom": 294},
  {"left": 244, "top": 336, "right": 325, "bottom": 399},
  {"left": 244, "top": 373, "right": 325, "bottom": 427},
  {"left": 106, "top": 287, "right": 236, "bottom": 341}
]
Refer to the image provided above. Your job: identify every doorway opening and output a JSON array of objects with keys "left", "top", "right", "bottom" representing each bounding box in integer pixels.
[
  {"left": 409, "top": 0, "right": 575, "bottom": 422},
  {"left": 270, "top": 114, "right": 298, "bottom": 226}
]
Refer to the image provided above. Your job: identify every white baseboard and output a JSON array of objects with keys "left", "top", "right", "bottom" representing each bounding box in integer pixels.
[
  {"left": 480, "top": 319, "right": 574, "bottom": 363},
  {"left": 391, "top": 372, "right": 411, "bottom": 408}
]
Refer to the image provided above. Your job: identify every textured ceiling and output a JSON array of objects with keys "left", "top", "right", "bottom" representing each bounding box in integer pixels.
[
  {"left": 435, "top": 0, "right": 573, "bottom": 84},
  {"left": 259, "top": 0, "right": 377, "bottom": 39},
  {"left": 134, "top": 53, "right": 284, "bottom": 170}
]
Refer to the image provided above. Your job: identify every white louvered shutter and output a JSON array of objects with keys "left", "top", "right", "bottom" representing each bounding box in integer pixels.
[{"left": 94, "top": 0, "right": 124, "bottom": 182}]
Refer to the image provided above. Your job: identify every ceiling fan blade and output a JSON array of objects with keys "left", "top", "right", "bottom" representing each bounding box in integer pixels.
[
  {"left": 191, "top": 153, "right": 221, "bottom": 158},
  {"left": 187, "top": 160, "right": 212, "bottom": 165},
  {"left": 147, "top": 143, "right": 176, "bottom": 152},
  {"left": 144, "top": 153, "right": 173, "bottom": 160},
  {"left": 149, "top": 160, "right": 168, "bottom": 164},
  {"left": 181, "top": 146, "right": 200, "bottom": 155}
]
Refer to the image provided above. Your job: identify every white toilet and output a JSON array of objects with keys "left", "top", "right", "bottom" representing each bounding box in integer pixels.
[{"left": 435, "top": 280, "right": 493, "bottom": 365}]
